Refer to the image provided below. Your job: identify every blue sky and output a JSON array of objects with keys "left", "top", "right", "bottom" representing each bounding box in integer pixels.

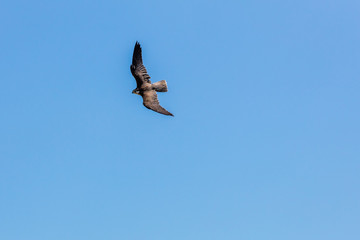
[{"left": 0, "top": 0, "right": 359, "bottom": 239}]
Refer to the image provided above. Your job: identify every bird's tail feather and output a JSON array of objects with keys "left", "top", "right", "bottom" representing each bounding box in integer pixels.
[{"left": 152, "top": 80, "right": 168, "bottom": 92}]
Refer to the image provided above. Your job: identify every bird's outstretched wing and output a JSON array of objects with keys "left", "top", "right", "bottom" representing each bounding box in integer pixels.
[
  {"left": 130, "top": 42, "right": 151, "bottom": 88},
  {"left": 142, "top": 91, "right": 173, "bottom": 116}
]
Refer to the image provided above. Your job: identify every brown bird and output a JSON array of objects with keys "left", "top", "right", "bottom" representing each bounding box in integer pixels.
[{"left": 130, "top": 42, "right": 174, "bottom": 116}]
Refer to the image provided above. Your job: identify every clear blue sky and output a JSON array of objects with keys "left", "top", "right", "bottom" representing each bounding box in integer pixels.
[{"left": 0, "top": 0, "right": 359, "bottom": 239}]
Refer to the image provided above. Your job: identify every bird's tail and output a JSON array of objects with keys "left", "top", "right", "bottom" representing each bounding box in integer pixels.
[{"left": 152, "top": 80, "right": 168, "bottom": 92}]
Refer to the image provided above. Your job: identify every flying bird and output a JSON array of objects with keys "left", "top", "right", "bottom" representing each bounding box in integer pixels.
[{"left": 130, "top": 41, "right": 174, "bottom": 116}]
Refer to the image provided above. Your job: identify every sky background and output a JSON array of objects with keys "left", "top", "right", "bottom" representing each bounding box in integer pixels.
[{"left": 0, "top": 0, "right": 359, "bottom": 239}]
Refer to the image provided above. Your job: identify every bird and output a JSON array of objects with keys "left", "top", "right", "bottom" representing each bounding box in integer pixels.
[{"left": 130, "top": 41, "right": 174, "bottom": 116}]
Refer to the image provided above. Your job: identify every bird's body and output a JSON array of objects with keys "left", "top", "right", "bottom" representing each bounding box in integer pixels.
[{"left": 130, "top": 42, "right": 173, "bottom": 116}]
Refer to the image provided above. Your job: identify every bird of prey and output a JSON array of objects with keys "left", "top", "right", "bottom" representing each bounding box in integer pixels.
[{"left": 130, "top": 41, "right": 174, "bottom": 116}]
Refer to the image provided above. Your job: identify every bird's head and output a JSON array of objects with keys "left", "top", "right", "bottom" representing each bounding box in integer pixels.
[{"left": 132, "top": 89, "right": 140, "bottom": 95}]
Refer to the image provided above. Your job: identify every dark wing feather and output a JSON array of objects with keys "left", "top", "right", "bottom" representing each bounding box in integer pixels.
[
  {"left": 130, "top": 42, "right": 151, "bottom": 88},
  {"left": 142, "top": 91, "right": 173, "bottom": 116}
]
